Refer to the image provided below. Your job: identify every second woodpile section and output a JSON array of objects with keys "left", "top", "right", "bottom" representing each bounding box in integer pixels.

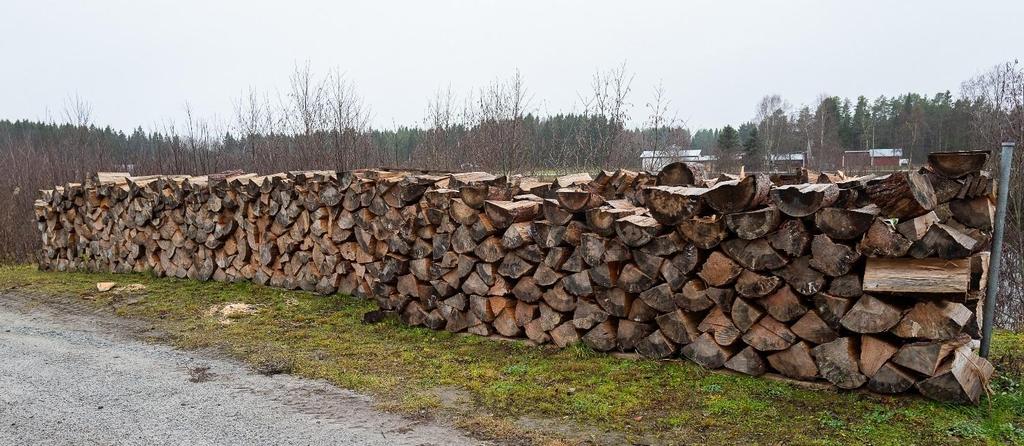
[{"left": 35, "top": 150, "right": 997, "bottom": 404}]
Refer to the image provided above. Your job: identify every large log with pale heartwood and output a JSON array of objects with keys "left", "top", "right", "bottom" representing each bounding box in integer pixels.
[{"left": 34, "top": 154, "right": 997, "bottom": 404}]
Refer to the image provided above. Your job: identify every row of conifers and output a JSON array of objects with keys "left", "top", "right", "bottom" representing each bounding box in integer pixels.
[{"left": 35, "top": 151, "right": 997, "bottom": 403}]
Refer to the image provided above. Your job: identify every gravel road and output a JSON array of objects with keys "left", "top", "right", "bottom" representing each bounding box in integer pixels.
[{"left": 0, "top": 290, "right": 487, "bottom": 446}]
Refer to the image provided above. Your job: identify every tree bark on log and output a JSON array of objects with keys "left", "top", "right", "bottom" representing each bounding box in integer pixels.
[{"left": 864, "top": 171, "right": 937, "bottom": 219}]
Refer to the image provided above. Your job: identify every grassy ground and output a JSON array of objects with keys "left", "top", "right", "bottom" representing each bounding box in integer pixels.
[{"left": 1, "top": 265, "right": 1021, "bottom": 446}]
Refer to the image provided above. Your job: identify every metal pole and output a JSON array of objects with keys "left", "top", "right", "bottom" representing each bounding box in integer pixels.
[{"left": 980, "top": 141, "right": 1015, "bottom": 357}]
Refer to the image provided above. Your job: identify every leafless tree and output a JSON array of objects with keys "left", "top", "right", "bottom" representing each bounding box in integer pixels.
[
  {"left": 470, "top": 70, "right": 532, "bottom": 175},
  {"left": 234, "top": 87, "right": 269, "bottom": 167},
  {"left": 755, "top": 94, "right": 791, "bottom": 168},
  {"left": 577, "top": 62, "right": 634, "bottom": 170},
  {"left": 324, "top": 68, "right": 372, "bottom": 169},
  {"left": 961, "top": 60, "right": 1024, "bottom": 329},
  {"left": 62, "top": 94, "right": 93, "bottom": 128},
  {"left": 644, "top": 81, "right": 676, "bottom": 151},
  {"left": 418, "top": 86, "right": 463, "bottom": 170}
]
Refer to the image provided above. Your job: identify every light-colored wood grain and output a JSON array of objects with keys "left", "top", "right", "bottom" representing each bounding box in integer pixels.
[{"left": 862, "top": 257, "right": 970, "bottom": 294}]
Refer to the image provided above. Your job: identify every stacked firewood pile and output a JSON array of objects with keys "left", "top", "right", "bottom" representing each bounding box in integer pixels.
[{"left": 35, "top": 150, "right": 997, "bottom": 404}]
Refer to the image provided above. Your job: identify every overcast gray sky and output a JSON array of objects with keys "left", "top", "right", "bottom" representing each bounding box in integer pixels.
[{"left": 2, "top": 0, "right": 1021, "bottom": 132}]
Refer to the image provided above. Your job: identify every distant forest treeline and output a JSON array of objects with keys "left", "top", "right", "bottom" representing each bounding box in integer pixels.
[{"left": 0, "top": 89, "right": 997, "bottom": 178}]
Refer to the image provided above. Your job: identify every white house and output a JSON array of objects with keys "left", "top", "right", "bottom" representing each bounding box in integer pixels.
[{"left": 640, "top": 146, "right": 714, "bottom": 171}]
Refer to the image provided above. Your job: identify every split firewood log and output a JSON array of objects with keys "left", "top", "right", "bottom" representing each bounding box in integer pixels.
[
  {"left": 524, "top": 318, "right": 552, "bottom": 344},
  {"left": 790, "top": 310, "right": 838, "bottom": 344},
  {"left": 615, "top": 214, "right": 659, "bottom": 248},
  {"left": 562, "top": 270, "right": 594, "bottom": 297},
  {"left": 840, "top": 295, "right": 903, "bottom": 334},
  {"left": 549, "top": 321, "right": 580, "bottom": 347},
  {"left": 775, "top": 256, "right": 826, "bottom": 296},
  {"left": 766, "top": 341, "right": 818, "bottom": 380},
  {"left": 698, "top": 251, "right": 743, "bottom": 287},
  {"left": 814, "top": 205, "right": 878, "bottom": 240},
  {"left": 586, "top": 200, "right": 640, "bottom": 236},
  {"left": 721, "top": 238, "right": 788, "bottom": 271},
  {"left": 866, "top": 362, "right": 917, "bottom": 394},
  {"left": 656, "top": 161, "right": 706, "bottom": 186},
  {"left": 450, "top": 198, "right": 480, "bottom": 226},
  {"left": 542, "top": 199, "right": 573, "bottom": 226},
  {"left": 702, "top": 173, "right": 771, "bottom": 214},
  {"left": 809, "top": 234, "right": 861, "bottom": 277},
  {"left": 770, "top": 183, "right": 839, "bottom": 217},
  {"left": 857, "top": 218, "right": 912, "bottom": 257},
  {"left": 642, "top": 231, "right": 687, "bottom": 257},
  {"left": 927, "top": 150, "right": 990, "bottom": 179},
  {"left": 896, "top": 211, "right": 938, "bottom": 242},
  {"left": 759, "top": 285, "right": 807, "bottom": 322},
  {"left": 948, "top": 197, "right": 995, "bottom": 230},
  {"left": 627, "top": 296, "right": 660, "bottom": 322},
  {"left": 891, "top": 335, "right": 970, "bottom": 375},
  {"left": 656, "top": 309, "right": 702, "bottom": 344},
  {"left": 742, "top": 316, "right": 797, "bottom": 352},
  {"left": 589, "top": 262, "right": 620, "bottom": 288},
  {"left": 698, "top": 306, "right": 742, "bottom": 346},
  {"left": 813, "top": 293, "right": 854, "bottom": 329},
  {"left": 582, "top": 319, "right": 618, "bottom": 351},
  {"left": 498, "top": 252, "right": 534, "bottom": 279},
  {"left": 639, "top": 283, "right": 677, "bottom": 313},
  {"left": 594, "top": 287, "right": 631, "bottom": 317},
  {"left": 573, "top": 298, "right": 608, "bottom": 330},
  {"left": 636, "top": 329, "right": 678, "bottom": 359},
  {"left": 555, "top": 172, "right": 593, "bottom": 189},
  {"left": 618, "top": 263, "right": 657, "bottom": 293},
  {"left": 677, "top": 215, "right": 727, "bottom": 249},
  {"left": 768, "top": 219, "right": 811, "bottom": 257},
  {"left": 864, "top": 171, "right": 937, "bottom": 219},
  {"left": 907, "top": 223, "right": 978, "bottom": 259},
  {"left": 501, "top": 222, "right": 534, "bottom": 249},
  {"left": 812, "top": 337, "right": 867, "bottom": 389},
  {"left": 956, "top": 171, "right": 994, "bottom": 199},
  {"left": 916, "top": 345, "right": 994, "bottom": 404},
  {"left": 734, "top": 269, "right": 781, "bottom": 298},
  {"left": 556, "top": 187, "right": 602, "bottom": 213},
  {"left": 891, "top": 300, "right": 972, "bottom": 340},
  {"left": 485, "top": 200, "right": 540, "bottom": 229},
  {"left": 731, "top": 297, "right": 764, "bottom": 333},
  {"left": 682, "top": 333, "right": 737, "bottom": 369},
  {"left": 725, "top": 206, "right": 781, "bottom": 240},
  {"left": 724, "top": 346, "right": 766, "bottom": 376},
  {"left": 644, "top": 186, "right": 706, "bottom": 225},
  {"left": 859, "top": 335, "right": 899, "bottom": 378},
  {"left": 862, "top": 257, "right": 971, "bottom": 295},
  {"left": 542, "top": 285, "right": 576, "bottom": 312}
]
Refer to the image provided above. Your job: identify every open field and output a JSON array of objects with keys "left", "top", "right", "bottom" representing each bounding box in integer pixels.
[{"left": 1, "top": 265, "right": 1021, "bottom": 445}]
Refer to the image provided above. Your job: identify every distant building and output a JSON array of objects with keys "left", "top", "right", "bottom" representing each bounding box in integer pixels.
[
  {"left": 640, "top": 146, "right": 714, "bottom": 171},
  {"left": 842, "top": 148, "right": 907, "bottom": 169},
  {"left": 766, "top": 151, "right": 806, "bottom": 171}
]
